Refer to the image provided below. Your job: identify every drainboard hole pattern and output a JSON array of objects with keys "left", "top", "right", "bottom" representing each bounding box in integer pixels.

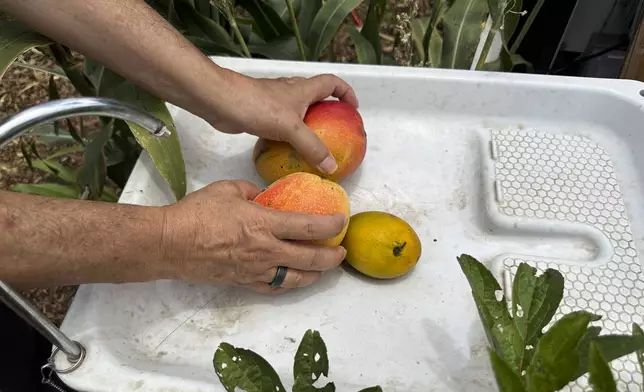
[{"left": 491, "top": 129, "right": 644, "bottom": 391}]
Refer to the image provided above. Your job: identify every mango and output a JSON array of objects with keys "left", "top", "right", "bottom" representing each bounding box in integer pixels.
[
  {"left": 253, "top": 172, "right": 351, "bottom": 246},
  {"left": 253, "top": 100, "right": 367, "bottom": 184}
]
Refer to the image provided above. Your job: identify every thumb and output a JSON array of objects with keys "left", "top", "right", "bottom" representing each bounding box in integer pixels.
[{"left": 285, "top": 121, "right": 338, "bottom": 175}]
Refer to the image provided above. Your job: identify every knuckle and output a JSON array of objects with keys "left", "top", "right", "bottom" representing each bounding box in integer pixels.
[{"left": 291, "top": 272, "right": 303, "bottom": 287}]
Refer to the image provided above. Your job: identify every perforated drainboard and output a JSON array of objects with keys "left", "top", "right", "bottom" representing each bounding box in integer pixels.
[{"left": 491, "top": 129, "right": 644, "bottom": 391}]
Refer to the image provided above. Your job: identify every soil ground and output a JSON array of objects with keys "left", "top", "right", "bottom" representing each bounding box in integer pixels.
[{"left": 0, "top": 1, "right": 428, "bottom": 326}]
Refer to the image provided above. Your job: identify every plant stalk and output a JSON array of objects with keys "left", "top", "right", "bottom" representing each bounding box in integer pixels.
[
  {"left": 285, "top": 0, "right": 307, "bottom": 61},
  {"left": 222, "top": 7, "right": 251, "bottom": 57},
  {"left": 476, "top": 25, "right": 497, "bottom": 70},
  {"left": 510, "top": 0, "right": 545, "bottom": 54}
]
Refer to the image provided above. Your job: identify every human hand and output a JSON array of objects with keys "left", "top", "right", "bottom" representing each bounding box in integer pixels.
[
  {"left": 208, "top": 71, "right": 359, "bottom": 175},
  {"left": 160, "top": 180, "right": 348, "bottom": 293}
]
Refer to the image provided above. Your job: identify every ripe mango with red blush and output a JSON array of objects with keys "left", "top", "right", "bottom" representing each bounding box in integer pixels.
[{"left": 253, "top": 100, "right": 367, "bottom": 184}]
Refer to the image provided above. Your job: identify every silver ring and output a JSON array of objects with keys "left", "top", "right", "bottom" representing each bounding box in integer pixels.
[
  {"left": 50, "top": 342, "right": 86, "bottom": 374},
  {"left": 269, "top": 266, "right": 288, "bottom": 287}
]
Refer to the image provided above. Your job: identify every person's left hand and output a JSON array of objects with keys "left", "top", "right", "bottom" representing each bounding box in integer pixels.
[{"left": 206, "top": 71, "right": 359, "bottom": 176}]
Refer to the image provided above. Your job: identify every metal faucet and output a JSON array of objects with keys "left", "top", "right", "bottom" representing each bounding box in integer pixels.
[{"left": 0, "top": 97, "right": 171, "bottom": 367}]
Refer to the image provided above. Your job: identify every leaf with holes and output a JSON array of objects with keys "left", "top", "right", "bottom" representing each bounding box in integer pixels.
[
  {"left": 0, "top": 20, "right": 53, "bottom": 80},
  {"left": 213, "top": 343, "right": 286, "bottom": 392},
  {"left": 298, "top": 0, "right": 322, "bottom": 44},
  {"left": 77, "top": 121, "right": 113, "bottom": 200},
  {"left": 457, "top": 255, "right": 523, "bottom": 372},
  {"left": 360, "top": 0, "right": 386, "bottom": 64},
  {"left": 511, "top": 263, "right": 564, "bottom": 371},
  {"left": 238, "top": 0, "right": 293, "bottom": 41},
  {"left": 588, "top": 341, "right": 617, "bottom": 392},
  {"left": 12, "top": 183, "right": 79, "bottom": 199},
  {"left": 95, "top": 66, "right": 186, "bottom": 200},
  {"left": 293, "top": 330, "right": 334, "bottom": 392},
  {"left": 525, "top": 311, "right": 600, "bottom": 391},
  {"left": 440, "top": 0, "right": 488, "bottom": 69},
  {"left": 308, "top": 0, "right": 364, "bottom": 60},
  {"left": 489, "top": 349, "right": 527, "bottom": 392},
  {"left": 635, "top": 324, "right": 644, "bottom": 376},
  {"left": 574, "top": 333, "right": 644, "bottom": 381},
  {"left": 345, "top": 25, "right": 377, "bottom": 65}
]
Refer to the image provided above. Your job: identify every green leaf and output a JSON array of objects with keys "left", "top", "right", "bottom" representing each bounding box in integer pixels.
[
  {"left": 345, "top": 25, "right": 377, "bottom": 64},
  {"left": 574, "top": 334, "right": 644, "bottom": 381},
  {"left": 95, "top": 67, "right": 186, "bottom": 201},
  {"left": 308, "top": 0, "right": 364, "bottom": 60},
  {"left": 480, "top": 45, "right": 533, "bottom": 72},
  {"left": 187, "top": 35, "right": 244, "bottom": 56},
  {"left": 588, "top": 341, "right": 617, "bottom": 392},
  {"left": 237, "top": 0, "right": 293, "bottom": 41},
  {"left": 298, "top": 0, "right": 322, "bottom": 43},
  {"left": 77, "top": 120, "right": 113, "bottom": 200},
  {"left": 489, "top": 349, "right": 527, "bottom": 392},
  {"left": 511, "top": 263, "right": 564, "bottom": 370},
  {"left": 101, "top": 186, "right": 119, "bottom": 203},
  {"left": 248, "top": 36, "right": 304, "bottom": 60},
  {"left": 32, "top": 159, "right": 77, "bottom": 184},
  {"left": 423, "top": 0, "right": 448, "bottom": 66},
  {"left": 501, "top": 0, "right": 523, "bottom": 44},
  {"left": 12, "top": 183, "right": 78, "bottom": 199},
  {"left": 83, "top": 57, "right": 103, "bottom": 90},
  {"left": 0, "top": 20, "right": 53, "bottom": 80},
  {"left": 47, "top": 75, "right": 61, "bottom": 135},
  {"left": 526, "top": 311, "right": 600, "bottom": 391},
  {"left": 360, "top": 0, "right": 386, "bottom": 64},
  {"left": 457, "top": 255, "right": 523, "bottom": 371},
  {"left": 194, "top": 0, "right": 214, "bottom": 16},
  {"left": 440, "top": 0, "right": 488, "bottom": 69},
  {"left": 264, "top": 0, "right": 302, "bottom": 23},
  {"left": 213, "top": 342, "right": 286, "bottom": 392},
  {"left": 64, "top": 118, "right": 85, "bottom": 146},
  {"left": 634, "top": 324, "right": 644, "bottom": 376},
  {"left": 28, "top": 123, "right": 74, "bottom": 145},
  {"left": 13, "top": 61, "right": 67, "bottom": 78},
  {"left": 293, "top": 330, "right": 334, "bottom": 392},
  {"left": 411, "top": 18, "right": 429, "bottom": 65},
  {"left": 18, "top": 138, "right": 33, "bottom": 169},
  {"left": 358, "top": 388, "right": 383, "bottom": 392},
  {"left": 45, "top": 145, "right": 85, "bottom": 160},
  {"left": 175, "top": 0, "right": 242, "bottom": 55}
]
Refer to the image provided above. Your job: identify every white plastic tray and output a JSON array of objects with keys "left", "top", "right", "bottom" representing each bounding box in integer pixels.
[{"left": 58, "top": 57, "right": 644, "bottom": 392}]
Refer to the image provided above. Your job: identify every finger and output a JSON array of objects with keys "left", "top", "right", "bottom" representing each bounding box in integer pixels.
[
  {"left": 283, "top": 121, "right": 337, "bottom": 174},
  {"left": 230, "top": 180, "right": 262, "bottom": 200},
  {"left": 242, "top": 282, "right": 290, "bottom": 294},
  {"left": 305, "top": 74, "right": 359, "bottom": 108},
  {"left": 269, "top": 211, "right": 347, "bottom": 241},
  {"left": 271, "top": 241, "right": 347, "bottom": 272},
  {"left": 260, "top": 267, "right": 322, "bottom": 288}
]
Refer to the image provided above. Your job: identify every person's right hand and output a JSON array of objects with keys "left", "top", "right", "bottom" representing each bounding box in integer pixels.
[{"left": 159, "top": 180, "right": 348, "bottom": 293}]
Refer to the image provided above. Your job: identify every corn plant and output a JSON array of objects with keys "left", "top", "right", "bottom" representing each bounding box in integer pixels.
[{"left": 213, "top": 255, "right": 644, "bottom": 392}]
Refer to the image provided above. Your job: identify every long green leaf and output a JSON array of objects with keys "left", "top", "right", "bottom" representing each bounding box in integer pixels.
[
  {"left": 298, "top": 0, "right": 322, "bottom": 44},
  {"left": 588, "top": 342, "right": 617, "bottom": 392},
  {"left": 95, "top": 66, "right": 186, "bottom": 200},
  {"left": 574, "top": 334, "right": 644, "bottom": 381},
  {"left": 13, "top": 61, "right": 67, "bottom": 78},
  {"left": 293, "top": 330, "right": 334, "bottom": 392},
  {"left": 635, "top": 324, "right": 644, "bottom": 377},
  {"left": 308, "top": 0, "right": 364, "bottom": 60},
  {"left": 213, "top": 343, "right": 286, "bottom": 392},
  {"left": 187, "top": 35, "right": 244, "bottom": 56},
  {"left": 358, "top": 388, "right": 383, "bottom": 392},
  {"left": 345, "top": 25, "right": 377, "bottom": 64},
  {"left": 32, "top": 159, "right": 77, "bottom": 184},
  {"left": 77, "top": 121, "right": 113, "bottom": 200},
  {"left": 457, "top": 255, "right": 523, "bottom": 372},
  {"left": 45, "top": 145, "right": 84, "bottom": 160},
  {"left": 423, "top": 0, "right": 448, "bottom": 66},
  {"left": 0, "top": 20, "right": 52, "bottom": 80},
  {"left": 47, "top": 75, "right": 61, "bottom": 136},
  {"left": 237, "top": 0, "right": 293, "bottom": 41},
  {"left": 440, "top": 0, "right": 488, "bottom": 69},
  {"left": 175, "top": 0, "right": 242, "bottom": 55},
  {"left": 411, "top": 18, "right": 429, "bottom": 65},
  {"left": 264, "top": 0, "right": 302, "bottom": 23},
  {"left": 511, "top": 263, "right": 564, "bottom": 370},
  {"left": 489, "top": 349, "right": 527, "bottom": 392},
  {"left": 526, "top": 311, "right": 600, "bottom": 391},
  {"left": 12, "top": 183, "right": 78, "bottom": 199},
  {"left": 248, "top": 36, "right": 304, "bottom": 60},
  {"left": 360, "top": 0, "right": 386, "bottom": 64}
]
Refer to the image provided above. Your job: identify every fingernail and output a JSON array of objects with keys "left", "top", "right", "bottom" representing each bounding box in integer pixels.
[
  {"left": 317, "top": 155, "right": 338, "bottom": 174},
  {"left": 340, "top": 246, "right": 347, "bottom": 260},
  {"left": 342, "top": 215, "right": 349, "bottom": 227}
]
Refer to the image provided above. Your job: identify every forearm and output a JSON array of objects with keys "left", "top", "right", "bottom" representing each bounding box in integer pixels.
[
  {"left": 0, "top": 190, "right": 169, "bottom": 289},
  {"left": 1, "top": 0, "right": 236, "bottom": 125}
]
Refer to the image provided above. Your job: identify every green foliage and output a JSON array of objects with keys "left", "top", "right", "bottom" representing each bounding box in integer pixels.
[
  {"left": 458, "top": 254, "right": 644, "bottom": 392},
  {"left": 213, "top": 329, "right": 380, "bottom": 392}
]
